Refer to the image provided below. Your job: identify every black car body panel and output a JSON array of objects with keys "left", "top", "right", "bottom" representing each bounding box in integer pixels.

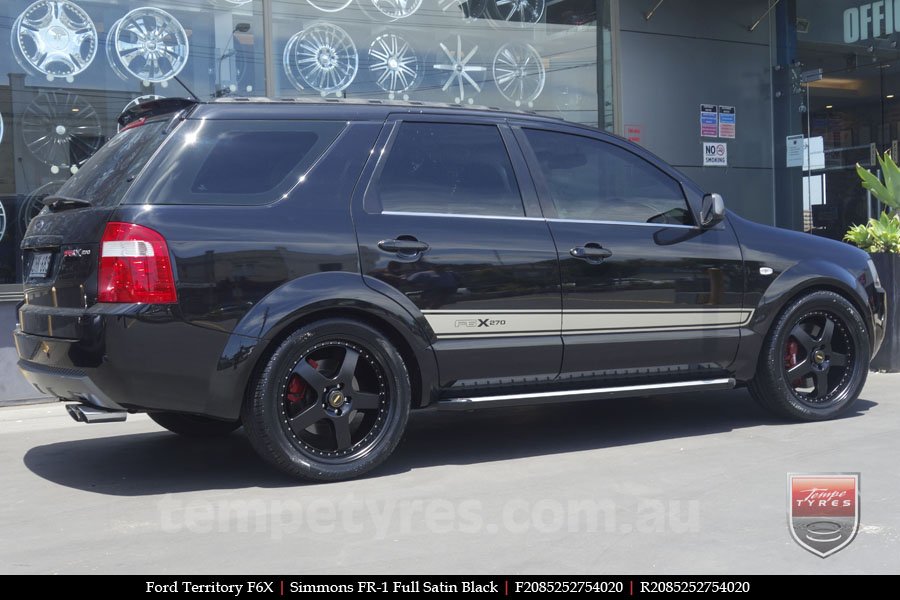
[{"left": 13, "top": 99, "right": 887, "bottom": 426}]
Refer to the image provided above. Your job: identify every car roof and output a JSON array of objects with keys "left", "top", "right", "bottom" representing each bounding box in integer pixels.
[{"left": 193, "top": 96, "right": 575, "bottom": 128}]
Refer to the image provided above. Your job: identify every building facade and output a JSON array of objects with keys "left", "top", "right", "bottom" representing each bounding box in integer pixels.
[{"left": 0, "top": 0, "right": 889, "bottom": 399}]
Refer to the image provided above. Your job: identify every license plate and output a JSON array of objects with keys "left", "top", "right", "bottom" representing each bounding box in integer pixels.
[{"left": 29, "top": 253, "right": 52, "bottom": 279}]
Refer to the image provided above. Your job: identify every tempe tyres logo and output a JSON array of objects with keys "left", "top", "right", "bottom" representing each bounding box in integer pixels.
[{"left": 788, "top": 473, "right": 859, "bottom": 557}]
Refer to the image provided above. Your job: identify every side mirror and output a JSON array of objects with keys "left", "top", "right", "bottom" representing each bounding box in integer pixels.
[{"left": 700, "top": 193, "right": 726, "bottom": 228}]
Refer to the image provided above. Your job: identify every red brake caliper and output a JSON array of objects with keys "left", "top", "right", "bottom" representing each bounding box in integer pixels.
[
  {"left": 784, "top": 338, "right": 802, "bottom": 387},
  {"left": 287, "top": 359, "right": 318, "bottom": 404}
]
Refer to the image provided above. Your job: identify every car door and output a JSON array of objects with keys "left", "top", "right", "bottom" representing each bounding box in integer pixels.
[
  {"left": 353, "top": 115, "right": 562, "bottom": 388},
  {"left": 512, "top": 123, "right": 745, "bottom": 380}
]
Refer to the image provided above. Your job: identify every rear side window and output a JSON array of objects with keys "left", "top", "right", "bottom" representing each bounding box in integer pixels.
[
  {"left": 56, "top": 120, "right": 167, "bottom": 208},
  {"left": 372, "top": 122, "right": 524, "bottom": 217},
  {"left": 127, "top": 120, "right": 344, "bottom": 205}
]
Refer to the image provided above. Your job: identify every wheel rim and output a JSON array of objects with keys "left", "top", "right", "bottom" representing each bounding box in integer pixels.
[
  {"left": 493, "top": 42, "right": 545, "bottom": 106},
  {"left": 111, "top": 7, "right": 189, "bottom": 84},
  {"left": 434, "top": 35, "right": 487, "bottom": 103},
  {"left": 13, "top": 1, "right": 98, "bottom": 82},
  {"left": 369, "top": 33, "right": 418, "bottom": 97},
  {"left": 782, "top": 310, "right": 856, "bottom": 407},
  {"left": 283, "top": 23, "right": 358, "bottom": 94},
  {"left": 280, "top": 340, "right": 390, "bottom": 462},
  {"left": 22, "top": 91, "right": 101, "bottom": 169}
]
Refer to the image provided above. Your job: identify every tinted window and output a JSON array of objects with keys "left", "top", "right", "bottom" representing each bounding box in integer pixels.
[
  {"left": 57, "top": 120, "right": 166, "bottom": 208},
  {"left": 524, "top": 129, "right": 693, "bottom": 225},
  {"left": 375, "top": 123, "right": 524, "bottom": 217},
  {"left": 129, "top": 120, "right": 344, "bottom": 205}
]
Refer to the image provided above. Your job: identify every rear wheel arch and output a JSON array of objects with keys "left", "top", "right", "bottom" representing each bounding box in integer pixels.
[{"left": 244, "top": 306, "right": 432, "bottom": 411}]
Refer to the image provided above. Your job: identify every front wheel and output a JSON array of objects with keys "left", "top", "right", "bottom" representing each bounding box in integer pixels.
[
  {"left": 242, "top": 318, "right": 411, "bottom": 481},
  {"left": 749, "top": 290, "right": 870, "bottom": 421}
]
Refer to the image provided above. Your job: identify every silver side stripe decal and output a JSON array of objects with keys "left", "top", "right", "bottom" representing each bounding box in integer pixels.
[{"left": 423, "top": 309, "right": 754, "bottom": 338}]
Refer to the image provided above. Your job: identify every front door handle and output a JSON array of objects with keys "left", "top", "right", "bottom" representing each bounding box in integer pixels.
[
  {"left": 570, "top": 243, "right": 613, "bottom": 263},
  {"left": 378, "top": 238, "right": 430, "bottom": 256}
]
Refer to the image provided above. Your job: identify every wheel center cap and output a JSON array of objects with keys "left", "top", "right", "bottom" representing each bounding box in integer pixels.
[
  {"left": 813, "top": 349, "right": 827, "bottom": 365},
  {"left": 327, "top": 389, "right": 346, "bottom": 408}
]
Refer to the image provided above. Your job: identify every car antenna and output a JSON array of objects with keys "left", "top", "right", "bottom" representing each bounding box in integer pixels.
[{"left": 173, "top": 75, "right": 200, "bottom": 101}]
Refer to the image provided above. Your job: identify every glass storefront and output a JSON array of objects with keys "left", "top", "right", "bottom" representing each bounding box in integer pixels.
[
  {"left": 795, "top": 0, "right": 900, "bottom": 237},
  {"left": 0, "top": 0, "right": 614, "bottom": 290}
]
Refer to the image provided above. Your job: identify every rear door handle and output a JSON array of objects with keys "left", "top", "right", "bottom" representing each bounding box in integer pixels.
[
  {"left": 570, "top": 243, "right": 613, "bottom": 262},
  {"left": 377, "top": 238, "right": 430, "bottom": 255}
]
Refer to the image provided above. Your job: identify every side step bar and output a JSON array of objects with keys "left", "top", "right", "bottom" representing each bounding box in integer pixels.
[
  {"left": 66, "top": 404, "right": 128, "bottom": 423},
  {"left": 436, "top": 378, "right": 736, "bottom": 411}
]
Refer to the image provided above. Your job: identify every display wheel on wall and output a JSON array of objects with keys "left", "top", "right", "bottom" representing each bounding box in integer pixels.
[
  {"left": 434, "top": 35, "right": 486, "bottom": 104},
  {"left": 437, "top": 0, "right": 487, "bottom": 21},
  {"left": 11, "top": 0, "right": 98, "bottom": 82},
  {"left": 21, "top": 91, "right": 102, "bottom": 173},
  {"left": 283, "top": 23, "right": 358, "bottom": 94},
  {"left": 18, "top": 180, "right": 66, "bottom": 239},
  {"left": 0, "top": 197, "right": 6, "bottom": 245},
  {"left": 369, "top": 33, "right": 419, "bottom": 99},
  {"left": 486, "top": 0, "right": 545, "bottom": 26},
  {"left": 306, "top": 0, "right": 355, "bottom": 11},
  {"left": 0, "top": 112, "right": 4, "bottom": 146},
  {"left": 493, "top": 42, "right": 545, "bottom": 107},
  {"left": 107, "top": 7, "right": 189, "bottom": 86},
  {"left": 366, "top": 0, "right": 424, "bottom": 20}
]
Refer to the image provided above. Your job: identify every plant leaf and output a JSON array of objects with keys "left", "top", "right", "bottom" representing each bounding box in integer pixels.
[{"left": 857, "top": 162, "right": 891, "bottom": 203}]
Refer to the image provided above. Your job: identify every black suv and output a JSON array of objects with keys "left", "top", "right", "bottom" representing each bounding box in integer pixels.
[{"left": 14, "top": 98, "right": 887, "bottom": 481}]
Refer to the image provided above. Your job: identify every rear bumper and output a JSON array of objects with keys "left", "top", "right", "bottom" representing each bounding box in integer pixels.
[
  {"left": 17, "top": 359, "right": 124, "bottom": 410},
  {"left": 13, "top": 306, "right": 261, "bottom": 420}
]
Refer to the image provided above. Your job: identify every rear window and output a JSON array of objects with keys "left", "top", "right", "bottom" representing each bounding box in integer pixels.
[
  {"left": 127, "top": 120, "right": 344, "bottom": 205},
  {"left": 56, "top": 119, "right": 168, "bottom": 208}
]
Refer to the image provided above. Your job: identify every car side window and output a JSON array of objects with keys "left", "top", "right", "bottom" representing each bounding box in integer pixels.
[
  {"left": 374, "top": 122, "right": 525, "bottom": 217},
  {"left": 523, "top": 128, "right": 694, "bottom": 226}
]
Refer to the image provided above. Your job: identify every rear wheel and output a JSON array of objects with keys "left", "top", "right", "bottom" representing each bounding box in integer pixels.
[
  {"left": 241, "top": 318, "right": 410, "bottom": 481},
  {"left": 749, "top": 290, "right": 869, "bottom": 421},
  {"left": 149, "top": 412, "right": 240, "bottom": 437}
]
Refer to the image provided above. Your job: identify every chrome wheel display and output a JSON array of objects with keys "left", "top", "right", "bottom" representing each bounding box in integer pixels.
[
  {"left": 283, "top": 23, "right": 358, "bottom": 94},
  {"left": 22, "top": 91, "right": 101, "bottom": 171},
  {"left": 369, "top": 0, "right": 423, "bottom": 19},
  {"left": 306, "top": 0, "right": 354, "bottom": 11},
  {"left": 493, "top": 42, "right": 545, "bottom": 106},
  {"left": 12, "top": 1, "right": 98, "bottom": 82},
  {"left": 487, "top": 0, "right": 545, "bottom": 25},
  {"left": 0, "top": 112, "right": 4, "bottom": 146},
  {"left": 434, "top": 35, "right": 486, "bottom": 103},
  {"left": 369, "top": 34, "right": 418, "bottom": 98},
  {"left": 108, "top": 7, "right": 189, "bottom": 85},
  {"left": 437, "top": 0, "right": 486, "bottom": 21},
  {"left": 18, "top": 180, "right": 64, "bottom": 238},
  {"left": 0, "top": 199, "right": 6, "bottom": 244}
]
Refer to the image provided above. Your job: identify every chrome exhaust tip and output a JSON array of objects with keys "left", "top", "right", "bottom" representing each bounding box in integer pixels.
[{"left": 65, "top": 403, "right": 127, "bottom": 423}]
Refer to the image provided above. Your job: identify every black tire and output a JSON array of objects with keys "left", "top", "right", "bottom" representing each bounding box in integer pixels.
[
  {"left": 241, "top": 318, "right": 411, "bottom": 482},
  {"left": 749, "top": 290, "right": 870, "bottom": 421},
  {"left": 149, "top": 412, "right": 241, "bottom": 437}
]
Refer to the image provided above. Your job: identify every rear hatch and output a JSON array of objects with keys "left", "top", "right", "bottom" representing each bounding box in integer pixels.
[{"left": 19, "top": 103, "right": 190, "bottom": 338}]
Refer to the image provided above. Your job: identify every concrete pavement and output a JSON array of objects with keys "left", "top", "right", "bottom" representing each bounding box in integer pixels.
[{"left": 1, "top": 374, "right": 898, "bottom": 574}]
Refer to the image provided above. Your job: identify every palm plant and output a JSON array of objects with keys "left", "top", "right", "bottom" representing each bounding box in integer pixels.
[{"left": 847, "top": 151, "right": 900, "bottom": 253}]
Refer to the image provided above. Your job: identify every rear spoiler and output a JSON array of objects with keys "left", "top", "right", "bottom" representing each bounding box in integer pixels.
[{"left": 117, "top": 97, "right": 199, "bottom": 130}]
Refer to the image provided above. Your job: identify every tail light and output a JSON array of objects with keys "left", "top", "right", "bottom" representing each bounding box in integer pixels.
[{"left": 98, "top": 222, "right": 177, "bottom": 304}]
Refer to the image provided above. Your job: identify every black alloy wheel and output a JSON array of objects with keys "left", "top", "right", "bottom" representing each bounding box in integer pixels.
[
  {"left": 242, "top": 318, "right": 410, "bottom": 481},
  {"left": 749, "top": 290, "right": 869, "bottom": 421}
]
